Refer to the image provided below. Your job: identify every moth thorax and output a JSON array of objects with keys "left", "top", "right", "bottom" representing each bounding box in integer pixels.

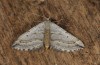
[{"left": 45, "top": 21, "right": 50, "bottom": 30}]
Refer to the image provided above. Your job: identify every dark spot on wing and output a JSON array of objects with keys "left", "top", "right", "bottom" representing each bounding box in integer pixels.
[{"left": 76, "top": 44, "right": 84, "bottom": 48}]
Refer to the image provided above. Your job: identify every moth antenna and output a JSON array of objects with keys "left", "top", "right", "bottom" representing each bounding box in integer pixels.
[{"left": 31, "top": 11, "right": 51, "bottom": 21}]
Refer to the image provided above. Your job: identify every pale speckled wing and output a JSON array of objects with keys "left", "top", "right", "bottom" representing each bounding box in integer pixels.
[
  {"left": 50, "top": 22, "right": 84, "bottom": 52},
  {"left": 12, "top": 22, "right": 45, "bottom": 51}
]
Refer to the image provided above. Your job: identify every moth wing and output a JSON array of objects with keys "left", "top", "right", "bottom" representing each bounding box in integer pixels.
[
  {"left": 50, "top": 22, "right": 84, "bottom": 52},
  {"left": 12, "top": 22, "right": 45, "bottom": 51}
]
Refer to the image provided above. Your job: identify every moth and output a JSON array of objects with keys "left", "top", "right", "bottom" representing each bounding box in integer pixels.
[{"left": 12, "top": 20, "right": 84, "bottom": 52}]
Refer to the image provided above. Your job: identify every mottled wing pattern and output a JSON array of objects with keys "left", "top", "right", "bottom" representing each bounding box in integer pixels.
[
  {"left": 12, "top": 22, "right": 45, "bottom": 51},
  {"left": 50, "top": 22, "right": 84, "bottom": 52}
]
